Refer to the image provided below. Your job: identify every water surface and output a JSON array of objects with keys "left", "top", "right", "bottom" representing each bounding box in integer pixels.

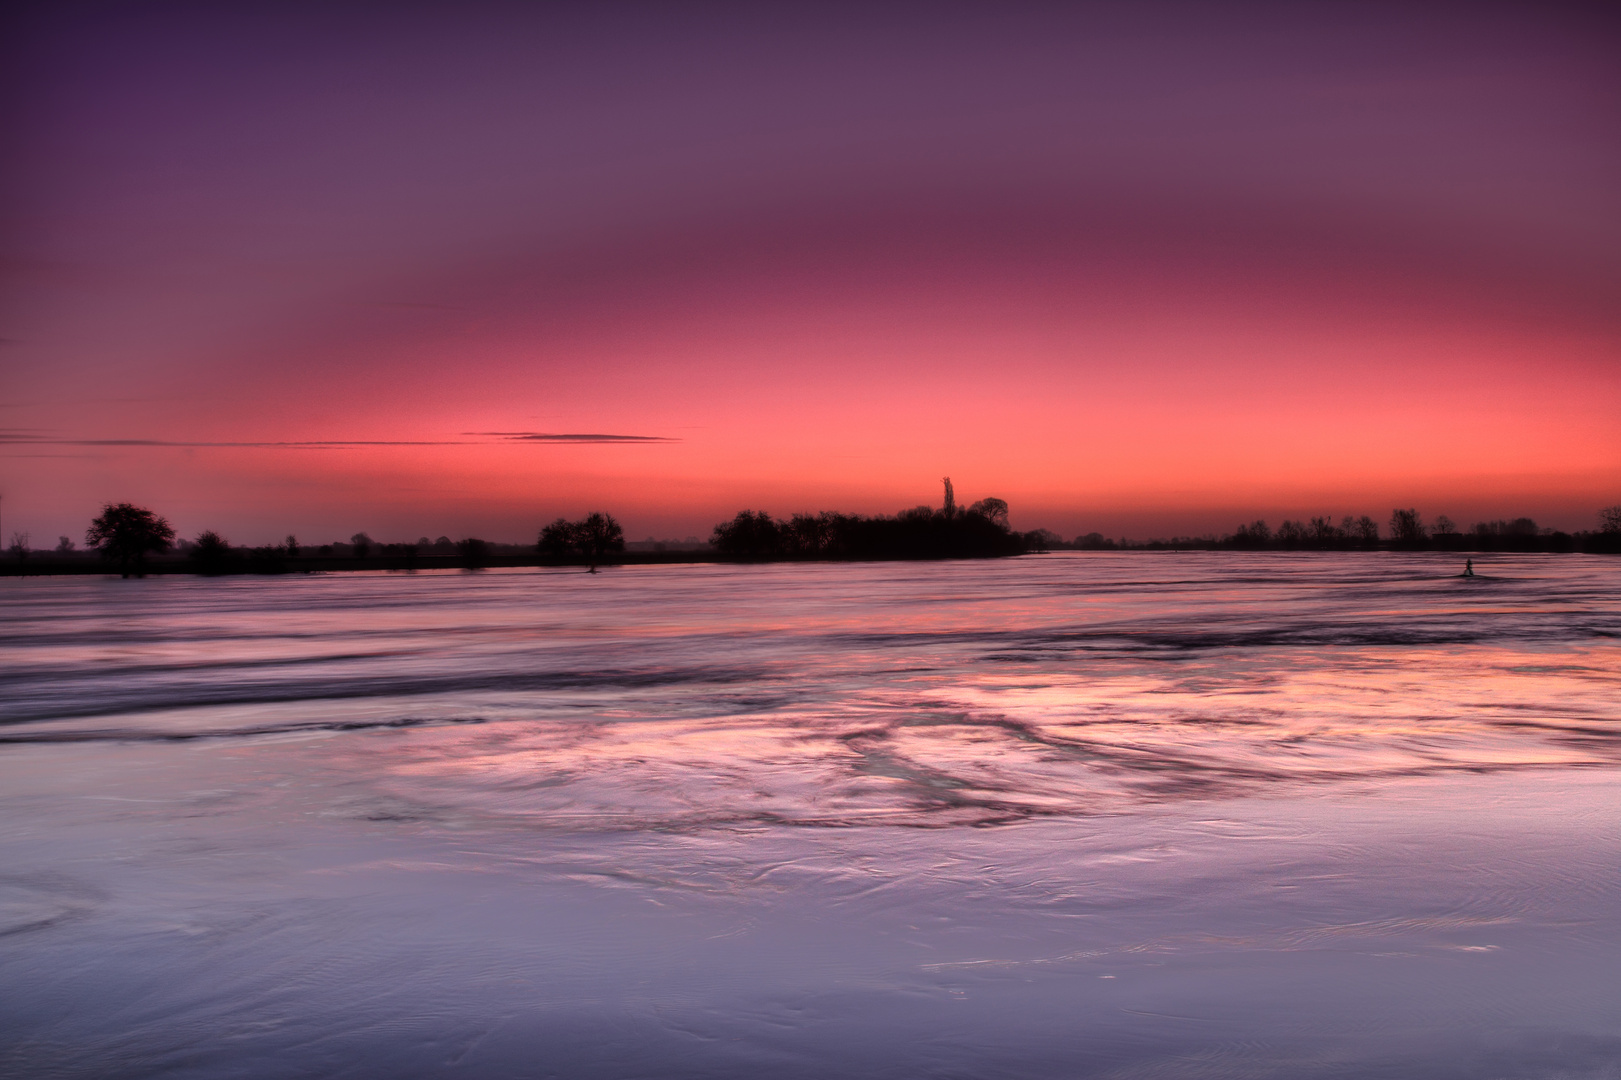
[{"left": 2, "top": 554, "right": 1618, "bottom": 1077}]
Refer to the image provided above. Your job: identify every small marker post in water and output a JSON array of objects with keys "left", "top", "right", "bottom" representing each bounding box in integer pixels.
[{"left": 1463, "top": 558, "right": 1474, "bottom": 577}]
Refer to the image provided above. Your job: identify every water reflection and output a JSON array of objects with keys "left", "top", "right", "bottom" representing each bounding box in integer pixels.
[
  {"left": 2, "top": 554, "right": 1617, "bottom": 830},
  {"left": 1, "top": 554, "right": 1618, "bottom": 1077}
]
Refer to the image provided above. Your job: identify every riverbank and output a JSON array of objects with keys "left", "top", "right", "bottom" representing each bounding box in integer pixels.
[
  {"left": 6, "top": 542, "right": 1619, "bottom": 578},
  {"left": 0, "top": 550, "right": 723, "bottom": 577}
]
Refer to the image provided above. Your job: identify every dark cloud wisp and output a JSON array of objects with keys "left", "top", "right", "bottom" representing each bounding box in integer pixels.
[{"left": 0, "top": 431, "right": 678, "bottom": 449}]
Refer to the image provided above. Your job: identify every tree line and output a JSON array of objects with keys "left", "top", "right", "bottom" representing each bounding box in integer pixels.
[
  {"left": 38, "top": 504, "right": 630, "bottom": 576},
  {"left": 9, "top": 497, "right": 1618, "bottom": 577},
  {"left": 1051, "top": 506, "right": 1621, "bottom": 553},
  {"left": 708, "top": 481, "right": 1027, "bottom": 560}
]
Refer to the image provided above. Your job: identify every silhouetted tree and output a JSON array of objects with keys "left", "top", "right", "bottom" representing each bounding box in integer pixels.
[
  {"left": 1231, "top": 520, "right": 1270, "bottom": 547},
  {"left": 1309, "top": 516, "right": 1339, "bottom": 546},
  {"left": 1352, "top": 515, "right": 1379, "bottom": 547},
  {"left": 1428, "top": 515, "right": 1461, "bottom": 550},
  {"left": 782, "top": 512, "right": 835, "bottom": 556},
  {"left": 1276, "top": 520, "right": 1307, "bottom": 547},
  {"left": 1471, "top": 518, "right": 1539, "bottom": 543},
  {"left": 8, "top": 532, "right": 28, "bottom": 561},
  {"left": 942, "top": 477, "right": 956, "bottom": 519},
  {"left": 86, "top": 503, "right": 175, "bottom": 577},
  {"left": 350, "top": 532, "right": 372, "bottom": 559},
  {"left": 539, "top": 518, "right": 577, "bottom": 561},
  {"left": 189, "top": 530, "right": 233, "bottom": 574},
  {"left": 539, "top": 513, "right": 625, "bottom": 569},
  {"left": 285, "top": 535, "right": 300, "bottom": 558},
  {"left": 711, "top": 510, "right": 782, "bottom": 559},
  {"left": 966, "top": 497, "right": 1009, "bottom": 528},
  {"left": 55, "top": 536, "right": 75, "bottom": 553},
  {"left": 1023, "top": 528, "right": 1060, "bottom": 552},
  {"left": 1389, "top": 508, "right": 1426, "bottom": 545},
  {"left": 1599, "top": 506, "right": 1621, "bottom": 534},
  {"left": 576, "top": 513, "right": 624, "bottom": 571}
]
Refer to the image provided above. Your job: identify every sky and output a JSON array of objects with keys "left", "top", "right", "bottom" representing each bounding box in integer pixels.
[{"left": 3, "top": 2, "right": 1619, "bottom": 545}]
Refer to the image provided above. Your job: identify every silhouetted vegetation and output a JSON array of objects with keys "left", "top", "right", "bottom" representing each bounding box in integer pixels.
[
  {"left": 1389, "top": 508, "right": 1425, "bottom": 546},
  {"left": 7, "top": 493, "right": 1617, "bottom": 580},
  {"left": 247, "top": 544, "right": 290, "bottom": 574},
  {"left": 710, "top": 482, "right": 1024, "bottom": 561},
  {"left": 1040, "top": 504, "right": 1618, "bottom": 555},
  {"left": 86, "top": 503, "right": 175, "bottom": 577},
  {"left": 1231, "top": 520, "right": 1271, "bottom": 548},
  {"left": 539, "top": 513, "right": 626, "bottom": 570},
  {"left": 189, "top": 530, "right": 235, "bottom": 574},
  {"left": 1024, "top": 529, "right": 1062, "bottom": 553},
  {"left": 456, "top": 537, "right": 490, "bottom": 569},
  {"left": 967, "top": 497, "right": 1009, "bottom": 527}
]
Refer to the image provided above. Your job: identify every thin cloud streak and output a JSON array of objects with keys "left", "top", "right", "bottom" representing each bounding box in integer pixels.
[
  {"left": 469, "top": 432, "right": 679, "bottom": 443},
  {"left": 0, "top": 431, "right": 678, "bottom": 449}
]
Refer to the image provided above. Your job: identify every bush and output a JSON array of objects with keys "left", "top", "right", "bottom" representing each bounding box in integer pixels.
[{"left": 189, "top": 530, "right": 235, "bottom": 574}]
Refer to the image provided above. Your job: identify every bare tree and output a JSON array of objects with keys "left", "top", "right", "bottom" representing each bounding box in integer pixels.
[
  {"left": 1232, "top": 520, "right": 1270, "bottom": 547},
  {"left": 783, "top": 512, "right": 834, "bottom": 556},
  {"left": 942, "top": 477, "right": 956, "bottom": 519},
  {"left": 540, "top": 513, "right": 626, "bottom": 570},
  {"left": 1601, "top": 505, "right": 1621, "bottom": 534},
  {"left": 1389, "top": 508, "right": 1426, "bottom": 544}
]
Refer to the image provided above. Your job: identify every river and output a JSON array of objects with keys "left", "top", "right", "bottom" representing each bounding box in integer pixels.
[{"left": 2, "top": 553, "right": 1618, "bottom": 1077}]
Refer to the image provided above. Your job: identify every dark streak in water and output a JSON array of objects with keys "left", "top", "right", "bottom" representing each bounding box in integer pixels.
[{"left": 0, "top": 716, "right": 491, "bottom": 744}]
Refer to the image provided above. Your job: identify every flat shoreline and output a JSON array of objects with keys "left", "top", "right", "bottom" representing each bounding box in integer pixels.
[
  {"left": 2, "top": 545, "right": 1613, "bottom": 578},
  {"left": 0, "top": 550, "right": 722, "bottom": 577}
]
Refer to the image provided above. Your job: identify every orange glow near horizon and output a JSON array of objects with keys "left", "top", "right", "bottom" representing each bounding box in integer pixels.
[{"left": 11, "top": 275, "right": 1615, "bottom": 544}]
